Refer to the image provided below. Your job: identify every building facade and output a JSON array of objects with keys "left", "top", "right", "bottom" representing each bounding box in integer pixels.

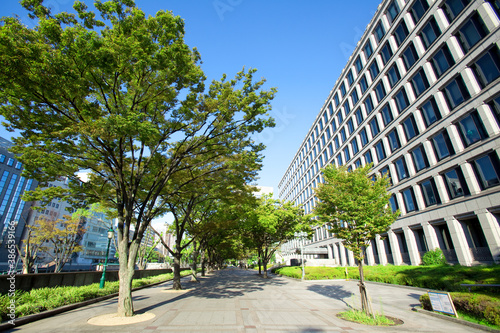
[
  {"left": 279, "top": 0, "right": 500, "bottom": 267},
  {"left": 0, "top": 137, "right": 38, "bottom": 269}
]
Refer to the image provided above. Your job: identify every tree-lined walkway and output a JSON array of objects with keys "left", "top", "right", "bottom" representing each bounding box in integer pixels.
[{"left": 7, "top": 268, "right": 482, "bottom": 332}]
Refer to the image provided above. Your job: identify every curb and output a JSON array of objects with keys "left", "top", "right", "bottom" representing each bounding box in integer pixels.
[
  {"left": 0, "top": 274, "right": 193, "bottom": 332},
  {"left": 412, "top": 307, "right": 500, "bottom": 333}
]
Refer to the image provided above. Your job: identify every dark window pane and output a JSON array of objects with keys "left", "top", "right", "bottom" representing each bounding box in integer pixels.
[
  {"left": 389, "top": 195, "right": 399, "bottom": 212},
  {"left": 347, "top": 70, "right": 354, "bottom": 85},
  {"left": 355, "top": 108, "right": 364, "bottom": 125},
  {"left": 402, "top": 188, "right": 417, "bottom": 212},
  {"left": 457, "top": 111, "right": 488, "bottom": 147},
  {"left": 375, "top": 81, "right": 387, "bottom": 102},
  {"left": 369, "top": 61, "right": 380, "bottom": 79},
  {"left": 402, "top": 43, "right": 419, "bottom": 70},
  {"left": 337, "top": 154, "right": 343, "bottom": 166},
  {"left": 360, "top": 75, "right": 368, "bottom": 93},
  {"left": 351, "top": 139, "right": 359, "bottom": 154},
  {"left": 351, "top": 89, "right": 359, "bottom": 105},
  {"left": 365, "top": 150, "right": 373, "bottom": 164},
  {"left": 370, "top": 118, "right": 380, "bottom": 136},
  {"left": 455, "top": 13, "right": 488, "bottom": 53},
  {"left": 488, "top": 95, "right": 500, "bottom": 126},
  {"left": 380, "top": 43, "right": 393, "bottom": 65},
  {"left": 381, "top": 104, "right": 393, "bottom": 126},
  {"left": 395, "top": 88, "right": 409, "bottom": 113},
  {"left": 328, "top": 102, "right": 334, "bottom": 116},
  {"left": 365, "top": 95, "right": 374, "bottom": 114},
  {"left": 410, "top": 0, "right": 430, "bottom": 23},
  {"left": 347, "top": 118, "right": 355, "bottom": 134},
  {"left": 411, "top": 69, "right": 430, "bottom": 97},
  {"left": 472, "top": 154, "right": 500, "bottom": 188},
  {"left": 421, "top": 97, "right": 442, "bottom": 127},
  {"left": 395, "top": 157, "right": 408, "bottom": 180},
  {"left": 420, "top": 17, "right": 441, "bottom": 49},
  {"left": 487, "top": 0, "right": 500, "bottom": 18},
  {"left": 331, "top": 118, "right": 337, "bottom": 132},
  {"left": 334, "top": 93, "right": 340, "bottom": 107},
  {"left": 340, "top": 128, "right": 346, "bottom": 142},
  {"left": 421, "top": 179, "right": 440, "bottom": 206},
  {"left": 375, "top": 141, "right": 386, "bottom": 161},
  {"left": 344, "top": 100, "right": 351, "bottom": 114},
  {"left": 402, "top": 115, "right": 419, "bottom": 141},
  {"left": 364, "top": 41, "right": 373, "bottom": 59},
  {"left": 411, "top": 145, "right": 429, "bottom": 172},
  {"left": 360, "top": 128, "right": 368, "bottom": 146},
  {"left": 394, "top": 21, "right": 409, "bottom": 46},
  {"left": 443, "top": 75, "right": 470, "bottom": 110},
  {"left": 374, "top": 22, "right": 386, "bottom": 43},
  {"left": 431, "top": 131, "right": 454, "bottom": 160},
  {"left": 443, "top": 168, "right": 469, "bottom": 198},
  {"left": 442, "top": 0, "right": 471, "bottom": 22},
  {"left": 472, "top": 46, "right": 500, "bottom": 87},
  {"left": 387, "top": 0, "right": 401, "bottom": 24},
  {"left": 337, "top": 111, "right": 344, "bottom": 124},
  {"left": 387, "top": 64, "right": 401, "bottom": 88},
  {"left": 431, "top": 45, "right": 455, "bottom": 77},
  {"left": 355, "top": 56, "right": 363, "bottom": 73},
  {"left": 334, "top": 136, "right": 340, "bottom": 149},
  {"left": 388, "top": 130, "right": 401, "bottom": 152},
  {"left": 344, "top": 147, "right": 351, "bottom": 161},
  {"left": 340, "top": 82, "right": 346, "bottom": 97}
]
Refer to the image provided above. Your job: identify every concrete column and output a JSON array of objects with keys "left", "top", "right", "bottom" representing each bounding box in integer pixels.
[
  {"left": 476, "top": 210, "right": 500, "bottom": 264},
  {"left": 375, "top": 235, "right": 388, "bottom": 266},
  {"left": 365, "top": 243, "right": 375, "bottom": 266},
  {"left": 333, "top": 242, "right": 340, "bottom": 266},
  {"left": 448, "top": 124, "right": 465, "bottom": 154},
  {"left": 404, "top": 227, "right": 421, "bottom": 265},
  {"left": 446, "top": 217, "right": 473, "bottom": 266},
  {"left": 477, "top": 104, "right": 500, "bottom": 137},
  {"left": 434, "top": 174, "right": 450, "bottom": 203},
  {"left": 347, "top": 249, "right": 355, "bottom": 267},
  {"left": 339, "top": 242, "right": 347, "bottom": 267},
  {"left": 327, "top": 243, "right": 334, "bottom": 260},
  {"left": 422, "top": 222, "right": 440, "bottom": 251},
  {"left": 388, "top": 230, "right": 403, "bottom": 265},
  {"left": 423, "top": 140, "right": 437, "bottom": 166},
  {"left": 461, "top": 162, "right": 482, "bottom": 195}
]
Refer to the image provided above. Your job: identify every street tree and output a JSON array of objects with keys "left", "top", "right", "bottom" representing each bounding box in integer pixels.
[
  {"left": 17, "top": 217, "right": 49, "bottom": 274},
  {"left": 246, "top": 194, "right": 311, "bottom": 278},
  {"left": 0, "top": 0, "right": 275, "bottom": 317},
  {"left": 314, "top": 164, "right": 399, "bottom": 316}
]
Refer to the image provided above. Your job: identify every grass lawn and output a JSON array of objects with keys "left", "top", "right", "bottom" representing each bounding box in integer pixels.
[{"left": 0, "top": 270, "right": 192, "bottom": 322}]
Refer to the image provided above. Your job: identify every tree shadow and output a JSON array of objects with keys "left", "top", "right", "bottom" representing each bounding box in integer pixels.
[{"left": 306, "top": 284, "right": 355, "bottom": 308}]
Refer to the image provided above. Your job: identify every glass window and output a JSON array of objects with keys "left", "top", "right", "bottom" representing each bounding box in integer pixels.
[
  {"left": 0, "top": 155, "right": 5, "bottom": 163},
  {"left": 420, "top": 17, "right": 441, "bottom": 49},
  {"left": 328, "top": 102, "right": 334, "bottom": 116},
  {"left": 487, "top": 0, "right": 500, "bottom": 18},
  {"left": 331, "top": 118, "right": 337, "bottom": 132},
  {"left": 347, "top": 118, "right": 355, "bottom": 134},
  {"left": 395, "top": 157, "right": 408, "bottom": 180},
  {"left": 488, "top": 95, "right": 500, "bottom": 126},
  {"left": 394, "top": 87, "right": 409, "bottom": 113},
  {"left": 344, "top": 147, "right": 351, "bottom": 162},
  {"left": 455, "top": 13, "right": 488, "bottom": 53},
  {"left": 431, "top": 45, "right": 455, "bottom": 78},
  {"left": 328, "top": 143, "right": 333, "bottom": 156},
  {"left": 410, "top": 0, "right": 430, "bottom": 24},
  {"left": 337, "top": 111, "right": 344, "bottom": 125},
  {"left": 355, "top": 108, "right": 364, "bottom": 125},
  {"left": 394, "top": 20, "right": 409, "bottom": 46},
  {"left": 402, "top": 187, "right": 418, "bottom": 212},
  {"left": 380, "top": 42, "right": 393, "bottom": 65},
  {"left": 411, "top": 145, "right": 429, "bottom": 172},
  {"left": 387, "top": 64, "right": 401, "bottom": 88},
  {"left": 355, "top": 56, "right": 363, "bottom": 73},
  {"left": 374, "top": 81, "right": 386, "bottom": 103},
  {"left": 351, "top": 138, "right": 359, "bottom": 155},
  {"left": 431, "top": 130, "right": 455, "bottom": 160},
  {"left": 337, "top": 154, "right": 343, "bottom": 166},
  {"left": 370, "top": 117, "right": 380, "bottom": 136},
  {"left": 347, "top": 70, "right": 354, "bottom": 86},
  {"left": 421, "top": 97, "right": 442, "bottom": 127},
  {"left": 443, "top": 75, "right": 470, "bottom": 110},
  {"left": 471, "top": 46, "right": 500, "bottom": 88},
  {"left": 359, "top": 75, "right": 368, "bottom": 93},
  {"left": 420, "top": 179, "right": 440, "bottom": 206},
  {"left": 340, "top": 82, "right": 346, "bottom": 97},
  {"left": 344, "top": 100, "right": 351, "bottom": 114},
  {"left": 364, "top": 150, "right": 373, "bottom": 164},
  {"left": 402, "top": 115, "right": 419, "bottom": 141},
  {"left": 340, "top": 128, "right": 347, "bottom": 142},
  {"left": 380, "top": 166, "right": 391, "bottom": 182},
  {"left": 355, "top": 158, "right": 362, "bottom": 168},
  {"left": 374, "top": 22, "right": 386, "bottom": 43},
  {"left": 15, "top": 162, "right": 22, "bottom": 170},
  {"left": 472, "top": 153, "right": 500, "bottom": 189},
  {"left": 351, "top": 89, "right": 359, "bottom": 105},
  {"left": 375, "top": 141, "right": 386, "bottom": 161},
  {"left": 442, "top": 0, "right": 471, "bottom": 22},
  {"left": 364, "top": 41, "right": 373, "bottom": 59},
  {"left": 334, "top": 136, "right": 340, "bottom": 149},
  {"left": 6, "top": 158, "right": 14, "bottom": 167},
  {"left": 334, "top": 93, "right": 340, "bottom": 107},
  {"left": 381, "top": 104, "right": 393, "bottom": 126},
  {"left": 326, "top": 127, "right": 331, "bottom": 140},
  {"left": 360, "top": 128, "right": 369, "bottom": 146},
  {"left": 457, "top": 111, "right": 488, "bottom": 147},
  {"left": 388, "top": 130, "right": 401, "bottom": 152},
  {"left": 410, "top": 68, "right": 430, "bottom": 97},
  {"left": 369, "top": 61, "right": 380, "bottom": 79},
  {"left": 364, "top": 95, "right": 374, "bottom": 114},
  {"left": 402, "top": 43, "right": 419, "bottom": 70},
  {"left": 389, "top": 194, "right": 399, "bottom": 212},
  {"left": 386, "top": 0, "right": 401, "bottom": 24},
  {"left": 443, "top": 167, "right": 469, "bottom": 198}
]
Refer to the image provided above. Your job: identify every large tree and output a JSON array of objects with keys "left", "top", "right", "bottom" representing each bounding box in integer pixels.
[
  {"left": 314, "top": 164, "right": 399, "bottom": 316},
  {"left": 0, "top": 0, "right": 275, "bottom": 316}
]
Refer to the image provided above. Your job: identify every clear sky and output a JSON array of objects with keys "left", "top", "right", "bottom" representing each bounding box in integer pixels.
[{"left": 0, "top": 0, "right": 381, "bottom": 199}]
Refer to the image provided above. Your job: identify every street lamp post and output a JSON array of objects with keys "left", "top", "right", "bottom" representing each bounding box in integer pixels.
[
  {"left": 99, "top": 228, "right": 114, "bottom": 289},
  {"left": 294, "top": 231, "right": 307, "bottom": 281}
]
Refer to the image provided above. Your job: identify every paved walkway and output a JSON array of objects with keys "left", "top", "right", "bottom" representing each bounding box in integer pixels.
[{"left": 6, "top": 268, "right": 484, "bottom": 332}]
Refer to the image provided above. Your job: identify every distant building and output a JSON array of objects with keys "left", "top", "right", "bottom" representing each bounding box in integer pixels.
[
  {"left": 0, "top": 137, "right": 38, "bottom": 270},
  {"left": 279, "top": 0, "right": 500, "bottom": 267}
]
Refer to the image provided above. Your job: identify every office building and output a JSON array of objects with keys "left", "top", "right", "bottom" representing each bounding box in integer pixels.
[{"left": 279, "top": 0, "right": 500, "bottom": 266}]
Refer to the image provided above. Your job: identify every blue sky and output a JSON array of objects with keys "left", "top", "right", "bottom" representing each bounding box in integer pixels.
[{"left": 0, "top": 0, "right": 381, "bottom": 198}]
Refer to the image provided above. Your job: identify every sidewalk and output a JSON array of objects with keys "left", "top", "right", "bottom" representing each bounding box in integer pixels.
[{"left": 5, "top": 268, "right": 486, "bottom": 332}]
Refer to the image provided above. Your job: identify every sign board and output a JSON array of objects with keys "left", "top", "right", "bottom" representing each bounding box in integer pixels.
[{"left": 428, "top": 291, "right": 458, "bottom": 317}]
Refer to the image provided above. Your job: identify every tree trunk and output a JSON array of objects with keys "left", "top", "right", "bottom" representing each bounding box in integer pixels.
[
  {"left": 357, "top": 258, "right": 374, "bottom": 317},
  {"left": 191, "top": 245, "right": 199, "bottom": 283},
  {"left": 201, "top": 251, "right": 206, "bottom": 276},
  {"left": 172, "top": 252, "right": 182, "bottom": 290},
  {"left": 262, "top": 260, "right": 268, "bottom": 278},
  {"left": 117, "top": 239, "right": 140, "bottom": 317},
  {"left": 257, "top": 258, "right": 261, "bottom": 275}
]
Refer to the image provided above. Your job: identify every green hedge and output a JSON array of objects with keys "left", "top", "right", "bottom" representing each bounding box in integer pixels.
[{"left": 420, "top": 292, "right": 500, "bottom": 327}]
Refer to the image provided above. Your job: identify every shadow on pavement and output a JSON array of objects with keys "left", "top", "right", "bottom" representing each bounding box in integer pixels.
[{"left": 306, "top": 284, "right": 354, "bottom": 307}]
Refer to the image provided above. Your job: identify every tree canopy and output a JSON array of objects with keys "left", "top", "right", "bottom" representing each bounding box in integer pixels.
[{"left": 0, "top": 0, "right": 276, "bottom": 316}]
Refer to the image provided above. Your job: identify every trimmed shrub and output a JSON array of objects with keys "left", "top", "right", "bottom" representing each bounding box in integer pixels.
[{"left": 422, "top": 248, "right": 447, "bottom": 266}]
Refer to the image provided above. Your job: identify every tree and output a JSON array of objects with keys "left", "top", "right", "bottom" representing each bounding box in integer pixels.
[
  {"left": 314, "top": 164, "right": 399, "bottom": 316},
  {"left": 0, "top": 0, "right": 275, "bottom": 317},
  {"left": 246, "top": 194, "right": 311, "bottom": 278},
  {"left": 17, "top": 218, "right": 49, "bottom": 274}
]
